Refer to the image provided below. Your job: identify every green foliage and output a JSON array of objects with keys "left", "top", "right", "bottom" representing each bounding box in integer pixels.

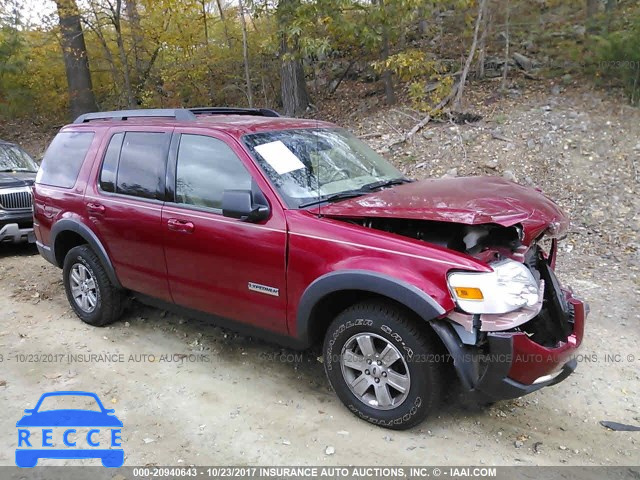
[
  {"left": 0, "top": 2, "right": 28, "bottom": 116},
  {"left": 2, "top": 0, "right": 640, "bottom": 122},
  {"left": 592, "top": 15, "right": 640, "bottom": 104},
  {"left": 373, "top": 49, "right": 453, "bottom": 112}
]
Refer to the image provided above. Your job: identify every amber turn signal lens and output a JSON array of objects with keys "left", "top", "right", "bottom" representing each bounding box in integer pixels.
[{"left": 453, "top": 287, "right": 484, "bottom": 300}]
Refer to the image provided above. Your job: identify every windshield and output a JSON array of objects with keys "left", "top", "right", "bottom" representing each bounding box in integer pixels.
[
  {"left": 244, "top": 128, "right": 404, "bottom": 208},
  {"left": 0, "top": 144, "right": 38, "bottom": 172}
]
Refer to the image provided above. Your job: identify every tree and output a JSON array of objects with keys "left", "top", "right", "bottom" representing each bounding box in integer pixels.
[
  {"left": 380, "top": 0, "right": 396, "bottom": 104},
  {"left": 238, "top": 0, "right": 254, "bottom": 107},
  {"left": 586, "top": 0, "right": 599, "bottom": 18},
  {"left": 277, "top": 0, "right": 311, "bottom": 117},
  {"left": 55, "top": 0, "right": 98, "bottom": 119},
  {"left": 105, "top": 0, "right": 135, "bottom": 107},
  {"left": 454, "top": 0, "right": 486, "bottom": 109}
]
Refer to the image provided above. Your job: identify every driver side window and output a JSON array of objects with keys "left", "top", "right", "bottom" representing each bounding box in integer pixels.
[{"left": 175, "top": 134, "right": 252, "bottom": 210}]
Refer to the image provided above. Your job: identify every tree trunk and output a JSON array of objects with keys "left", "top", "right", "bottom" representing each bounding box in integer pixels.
[
  {"left": 125, "top": 0, "right": 145, "bottom": 103},
  {"left": 501, "top": 0, "right": 510, "bottom": 90},
  {"left": 238, "top": 0, "right": 253, "bottom": 107},
  {"left": 83, "top": 10, "right": 120, "bottom": 96},
  {"left": 380, "top": 0, "right": 396, "bottom": 105},
  {"left": 109, "top": 0, "right": 135, "bottom": 107},
  {"left": 278, "top": 0, "right": 310, "bottom": 116},
  {"left": 476, "top": 0, "right": 490, "bottom": 79},
  {"left": 215, "top": 0, "right": 233, "bottom": 49},
  {"left": 125, "top": 0, "right": 143, "bottom": 78},
  {"left": 55, "top": 0, "right": 97, "bottom": 119},
  {"left": 454, "top": 0, "right": 485, "bottom": 109},
  {"left": 586, "top": 0, "right": 599, "bottom": 18},
  {"left": 281, "top": 56, "right": 310, "bottom": 116},
  {"left": 200, "top": 0, "right": 209, "bottom": 44}
]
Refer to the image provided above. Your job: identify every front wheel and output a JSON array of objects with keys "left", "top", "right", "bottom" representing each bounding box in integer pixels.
[{"left": 323, "top": 301, "right": 444, "bottom": 430}]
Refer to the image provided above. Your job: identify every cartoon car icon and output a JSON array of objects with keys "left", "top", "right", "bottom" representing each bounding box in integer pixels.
[{"left": 16, "top": 391, "right": 123, "bottom": 468}]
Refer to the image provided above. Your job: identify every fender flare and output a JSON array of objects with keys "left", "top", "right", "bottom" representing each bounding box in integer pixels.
[
  {"left": 296, "top": 269, "right": 445, "bottom": 346},
  {"left": 50, "top": 219, "right": 123, "bottom": 289}
]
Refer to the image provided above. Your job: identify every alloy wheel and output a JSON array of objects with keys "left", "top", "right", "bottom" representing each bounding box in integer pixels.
[
  {"left": 70, "top": 263, "right": 98, "bottom": 313},
  {"left": 339, "top": 332, "right": 411, "bottom": 410}
]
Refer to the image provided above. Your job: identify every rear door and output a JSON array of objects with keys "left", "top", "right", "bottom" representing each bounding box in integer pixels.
[
  {"left": 162, "top": 129, "right": 288, "bottom": 334},
  {"left": 85, "top": 127, "right": 172, "bottom": 301}
]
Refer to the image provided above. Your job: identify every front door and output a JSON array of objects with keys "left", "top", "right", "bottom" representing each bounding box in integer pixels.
[{"left": 162, "top": 130, "right": 288, "bottom": 333}]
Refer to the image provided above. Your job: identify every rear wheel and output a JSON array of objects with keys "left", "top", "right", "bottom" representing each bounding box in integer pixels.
[
  {"left": 63, "top": 245, "right": 124, "bottom": 326},
  {"left": 323, "top": 301, "right": 444, "bottom": 429}
]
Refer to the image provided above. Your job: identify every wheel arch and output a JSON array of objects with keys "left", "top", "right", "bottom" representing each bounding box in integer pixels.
[
  {"left": 296, "top": 270, "right": 446, "bottom": 347},
  {"left": 51, "top": 219, "right": 122, "bottom": 289}
]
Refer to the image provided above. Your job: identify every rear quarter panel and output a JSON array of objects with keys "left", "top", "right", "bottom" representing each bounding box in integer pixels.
[{"left": 33, "top": 127, "right": 102, "bottom": 250}]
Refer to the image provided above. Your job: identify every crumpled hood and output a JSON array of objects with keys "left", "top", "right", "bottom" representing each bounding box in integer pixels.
[{"left": 320, "top": 176, "right": 568, "bottom": 244}]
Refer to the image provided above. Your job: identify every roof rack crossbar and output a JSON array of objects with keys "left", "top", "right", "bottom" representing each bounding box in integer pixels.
[
  {"left": 74, "top": 109, "right": 196, "bottom": 124},
  {"left": 188, "top": 107, "right": 280, "bottom": 117}
]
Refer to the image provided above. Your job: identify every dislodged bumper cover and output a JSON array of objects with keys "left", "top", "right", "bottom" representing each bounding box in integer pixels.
[{"left": 474, "top": 293, "right": 587, "bottom": 401}]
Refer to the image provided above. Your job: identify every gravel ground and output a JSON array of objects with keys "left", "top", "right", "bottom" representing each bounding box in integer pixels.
[{"left": 0, "top": 83, "right": 638, "bottom": 467}]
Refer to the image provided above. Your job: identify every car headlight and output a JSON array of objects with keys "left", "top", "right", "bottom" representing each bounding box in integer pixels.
[{"left": 448, "top": 259, "right": 539, "bottom": 314}]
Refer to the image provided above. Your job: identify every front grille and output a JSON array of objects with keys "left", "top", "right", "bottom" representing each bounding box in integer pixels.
[{"left": 0, "top": 189, "right": 33, "bottom": 210}]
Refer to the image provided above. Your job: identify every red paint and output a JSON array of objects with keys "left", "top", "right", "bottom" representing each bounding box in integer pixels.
[
  {"left": 320, "top": 176, "right": 569, "bottom": 244},
  {"left": 507, "top": 294, "right": 586, "bottom": 384},
  {"left": 33, "top": 114, "right": 585, "bottom": 396}
]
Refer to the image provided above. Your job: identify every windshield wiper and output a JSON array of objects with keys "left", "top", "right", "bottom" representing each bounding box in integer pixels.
[
  {"left": 359, "top": 177, "right": 413, "bottom": 191},
  {"left": 0, "top": 168, "right": 35, "bottom": 173},
  {"left": 298, "top": 190, "right": 367, "bottom": 208}
]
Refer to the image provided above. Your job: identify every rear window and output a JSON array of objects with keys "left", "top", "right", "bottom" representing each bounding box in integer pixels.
[{"left": 36, "top": 131, "right": 95, "bottom": 188}]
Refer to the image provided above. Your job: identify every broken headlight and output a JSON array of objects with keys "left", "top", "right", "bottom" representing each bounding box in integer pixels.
[{"left": 448, "top": 259, "right": 539, "bottom": 314}]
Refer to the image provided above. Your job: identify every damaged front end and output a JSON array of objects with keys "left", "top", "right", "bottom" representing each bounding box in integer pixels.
[
  {"left": 441, "top": 245, "right": 587, "bottom": 402},
  {"left": 334, "top": 215, "right": 587, "bottom": 401},
  {"left": 319, "top": 176, "right": 585, "bottom": 400}
]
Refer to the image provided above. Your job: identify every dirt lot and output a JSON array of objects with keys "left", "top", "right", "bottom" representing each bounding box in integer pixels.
[{"left": 0, "top": 83, "right": 639, "bottom": 467}]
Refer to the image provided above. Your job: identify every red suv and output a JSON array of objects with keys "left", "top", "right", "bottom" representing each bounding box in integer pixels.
[{"left": 33, "top": 108, "right": 587, "bottom": 429}]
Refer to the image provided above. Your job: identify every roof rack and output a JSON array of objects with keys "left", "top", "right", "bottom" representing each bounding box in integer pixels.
[
  {"left": 73, "top": 107, "right": 280, "bottom": 124},
  {"left": 189, "top": 107, "right": 280, "bottom": 117},
  {"left": 74, "top": 109, "right": 195, "bottom": 124}
]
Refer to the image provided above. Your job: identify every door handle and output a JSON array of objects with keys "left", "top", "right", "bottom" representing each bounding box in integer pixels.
[
  {"left": 167, "top": 218, "right": 195, "bottom": 234},
  {"left": 86, "top": 202, "right": 105, "bottom": 215}
]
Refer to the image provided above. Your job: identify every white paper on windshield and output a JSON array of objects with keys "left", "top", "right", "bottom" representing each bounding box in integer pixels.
[{"left": 255, "top": 140, "right": 305, "bottom": 175}]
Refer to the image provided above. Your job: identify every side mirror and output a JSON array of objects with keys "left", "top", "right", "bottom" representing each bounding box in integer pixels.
[{"left": 222, "top": 189, "right": 270, "bottom": 222}]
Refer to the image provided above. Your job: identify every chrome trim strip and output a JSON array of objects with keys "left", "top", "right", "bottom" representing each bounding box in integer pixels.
[
  {"left": 289, "top": 231, "right": 464, "bottom": 267},
  {"left": 84, "top": 195, "right": 162, "bottom": 212},
  {"left": 0, "top": 186, "right": 31, "bottom": 195}
]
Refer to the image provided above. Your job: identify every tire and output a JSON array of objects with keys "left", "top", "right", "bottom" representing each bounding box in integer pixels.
[
  {"left": 323, "top": 300, "right": 444, "bottom": 430},
  {"left": 63, "top": 245, "right": 124, "bottom": 326}
]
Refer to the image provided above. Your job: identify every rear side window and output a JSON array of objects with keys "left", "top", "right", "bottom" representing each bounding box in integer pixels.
[
  {"left": 36, "top": 131, "right": 94, "bottom": 188},
  {"left": 98, "top": 131, "right": 170, "bottom": 200},
  {"left": 99, "top": 133, "right": 124, "bottom": 193}
]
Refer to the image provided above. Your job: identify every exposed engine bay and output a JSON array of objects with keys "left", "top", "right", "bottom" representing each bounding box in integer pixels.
[
  {"left": 343, "top": 217, "right": 523, "bottom": 259},
  {"left": 338, "top": 216, "right": 573, "bottom": 348}
]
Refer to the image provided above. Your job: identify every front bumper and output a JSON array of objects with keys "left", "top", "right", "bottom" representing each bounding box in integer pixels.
[
  {"left": 0, "top": 209, "right": 34, "bottom": 243},
  {"left": 472, "top": 293, "right": 587, "bottom": 402},
  {"left": 0, "top": 223, "right": 34, "bottom": 243}
]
